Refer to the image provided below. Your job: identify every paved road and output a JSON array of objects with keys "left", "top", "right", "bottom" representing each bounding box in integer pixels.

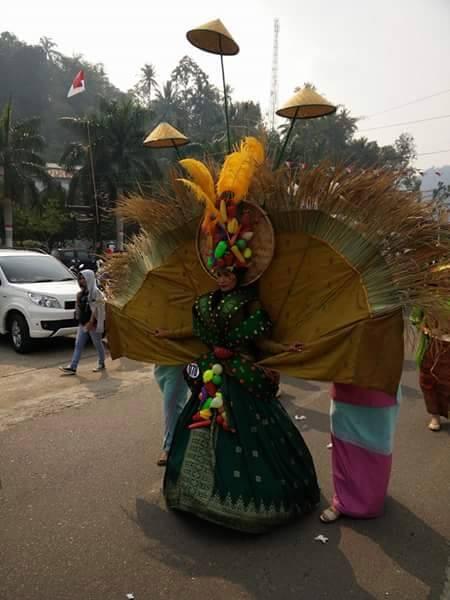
[
  {"left": 0, "top": 335, "right": 150, "bottom": 431},
  {"left": 0, "top": 339, "right": 449, "bottom": 600}
]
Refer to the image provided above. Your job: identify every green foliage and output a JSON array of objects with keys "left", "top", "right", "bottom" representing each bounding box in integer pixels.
[
  {"left": 131, "top": 63, "right": 158, "bottom": 108},
  {"left": 279, "top": 86, "right": 420, "bottom": 190},
  {"left": 0, "top": 98, "right": 52, "bottom": 245},
  {"left": 433, "top": 181, "right": 450, "bottom": 205},
  {"left": 0, "top": 99, "right": 50, "bottom": 203},
  {"left": 61, "top": 97, "right": 160, "bottom": 204},
  {"left": 0, "top": 35, "right": 424, "bottom": 245},
  {"left": 14, "top": 195, "right": 72, "bottom": 248},
  {"left": 171, "top": 56, "right": 225, "bottom": 141}
]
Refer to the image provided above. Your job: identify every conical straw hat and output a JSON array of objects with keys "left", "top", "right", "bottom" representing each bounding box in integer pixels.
[
  {"left": 276, "top": 88, "right": 336, "bottom": 120},
  {"left": 186, "top": 19, "right": 239, "bottom": 56},
  {"left": 143, "top": 122, "right": 189, "bottom": 148}
]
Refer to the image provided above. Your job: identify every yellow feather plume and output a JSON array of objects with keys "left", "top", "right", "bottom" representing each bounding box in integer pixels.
[
  {"left": 217, "top": 137, "right": 265, "bottom": 203},
  {"left": 216, "top": 151, "right": 254, "bottom": 204},
  {"left": 179, "top": 159, "right": 216, "bottom": 204},
  {"left": 241, "top": 137, "right": 265, "bottom": 165},
  {"left": 177, "top": 178, "right": 222, "bottom": 223}
]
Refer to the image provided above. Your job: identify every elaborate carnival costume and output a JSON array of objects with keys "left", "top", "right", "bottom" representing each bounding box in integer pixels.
[{"left": 106, "top": 136, "right": 450, "bottom": 531}]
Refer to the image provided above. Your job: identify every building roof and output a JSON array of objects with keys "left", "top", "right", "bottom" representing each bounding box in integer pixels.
[{"left": 46, "top": 163, "right": 75, "bottom": 179}]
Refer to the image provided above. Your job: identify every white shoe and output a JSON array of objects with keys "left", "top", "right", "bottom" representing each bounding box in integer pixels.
[
  {"left": 92, "top": 365, "right": 106, "bottom": 373},
  {"left": 428, "top": 416, "right": 441, "bottom": 432}
]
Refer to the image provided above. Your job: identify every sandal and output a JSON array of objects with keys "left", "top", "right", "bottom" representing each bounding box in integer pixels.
[
  {"left": 156, "top": 452, "right": 168, "bottom": 467},
  {"left": 320, "top": 506, "right": 341, "bottom": 523}
]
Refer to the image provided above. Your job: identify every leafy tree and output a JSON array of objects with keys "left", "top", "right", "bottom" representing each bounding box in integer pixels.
[
  {"left": 432, "top": 181, "right": 450, "bottom": 228},
  {"left": 14, "top": 195, "right": 71, "bottom": 249},
  {"left": 279, "top": 107, "right": 357, "bottom": 166},
  {"left": 229, "top": 101, "right": 263, "bottom": 138},
  {"left": 170, "top": 56, "right": 224, "bottom": 141},
  {"left": 39, "top": 36, "right": 61, "bottom": 65},
  {"left": 277, "top": 85, "right": 420, "bottom": 189},
  {"left": 152, "top": 80, "right": 184, "bottom": 128},
  {"left": 433, "top": 181, "right": 450, "bottom": 204},
  {"left": 0, "top": 101, "right": 50, "bottom": 246}
]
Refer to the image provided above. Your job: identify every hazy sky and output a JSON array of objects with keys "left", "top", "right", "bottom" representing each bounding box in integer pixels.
[{"left": 4, "top": 0, "right": 450, "bottom": 171}]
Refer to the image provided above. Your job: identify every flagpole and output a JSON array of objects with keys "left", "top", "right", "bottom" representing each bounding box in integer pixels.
[
  {"left": 67, "top": 70, "right": 102, "bottom": 249},
  {"left": 86, "top": 119, "right": 100, "bottom": 246}
]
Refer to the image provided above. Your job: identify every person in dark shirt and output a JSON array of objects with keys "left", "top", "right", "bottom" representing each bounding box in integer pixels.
[{"left": 59, "top": 270, "right": 106, "bottom": 375}]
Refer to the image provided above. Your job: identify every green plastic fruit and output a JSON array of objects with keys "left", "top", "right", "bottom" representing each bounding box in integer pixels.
[
  {"left": 212, "top": 374, "right": 222, "bottom": 386},
  {"left": 203, "top": 369, "right": 214, "bottom": 383},
  {"left": 214, "top": 240, "right": 228, "bottom": 259}
]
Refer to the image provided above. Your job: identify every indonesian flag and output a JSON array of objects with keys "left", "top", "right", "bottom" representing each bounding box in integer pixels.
[{"left": 67, "top": 70, "right": 85, "bottom": 98}]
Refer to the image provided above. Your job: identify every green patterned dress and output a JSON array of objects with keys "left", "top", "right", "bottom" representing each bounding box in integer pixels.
[{"left": 163, "top": 286, "right": 320, "bottom": 533}]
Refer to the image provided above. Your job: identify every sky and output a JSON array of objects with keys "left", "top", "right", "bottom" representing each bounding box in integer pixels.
[{"left": 3, "top": 0, "right": 450, "bottom": 174}]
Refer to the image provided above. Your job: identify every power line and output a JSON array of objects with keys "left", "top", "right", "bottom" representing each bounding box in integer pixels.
[
  {"left": 416, "top": 148, "right": 450, "bottom": 157},
  {"left": 363, "top": 87, "right": 450, "bottom": 119},
  {"left": 359, "top": 113, "right": 450, "bottom": 132}
]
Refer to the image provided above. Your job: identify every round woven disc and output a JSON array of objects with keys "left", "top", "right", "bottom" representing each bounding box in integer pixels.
[{"left": 196, "top": 201, "right": 275, "bottom": 285}]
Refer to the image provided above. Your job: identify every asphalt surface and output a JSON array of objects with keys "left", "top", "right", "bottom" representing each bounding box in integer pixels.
[{"left": 0, "top": 336, "right": 449, "bottom": 600}]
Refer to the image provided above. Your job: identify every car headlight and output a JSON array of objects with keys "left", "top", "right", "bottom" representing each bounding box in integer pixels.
[{"left": 28, "top": 293, "right": 61, "bottom": 309}]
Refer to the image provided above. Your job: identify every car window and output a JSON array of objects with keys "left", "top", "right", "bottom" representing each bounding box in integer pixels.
[
  {"left": 77, "top": 251, "right": 89, "bottom": 262},
  {"left": 0, "top": 256, "right": 75, "bottom": 283},
  {"left": 62, "top": 251, "right": 75, "bottom": 260}
]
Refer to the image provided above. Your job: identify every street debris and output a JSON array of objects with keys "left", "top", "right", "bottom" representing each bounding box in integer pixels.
[
  {"left": 294, "top": 415, "right": 307, "bottom": 421},
  {"left": 314, "top": 534, "right": 329, "bottom": 544},
  {"left": 126, "top": 594, "right": 135, "bottom": 599}
]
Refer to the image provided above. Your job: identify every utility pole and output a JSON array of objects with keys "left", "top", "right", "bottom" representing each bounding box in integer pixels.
[{"left": 269, "top": 18, "right": 280, "bottom": 131}]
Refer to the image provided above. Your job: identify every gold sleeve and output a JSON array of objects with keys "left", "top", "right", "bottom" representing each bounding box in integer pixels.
[
  {"left": 256, "top": 338, "right": 287, "bottom": 354},
  {"left": 168, "top": 326, "right": 194, "bottom": 339}
]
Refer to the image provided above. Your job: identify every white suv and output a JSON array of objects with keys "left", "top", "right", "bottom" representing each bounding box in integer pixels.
[{"left": 0, "top": 249, "right": 79, "bottom": 353}]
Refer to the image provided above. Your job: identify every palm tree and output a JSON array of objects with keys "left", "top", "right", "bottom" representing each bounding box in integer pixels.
[
  {"left": 136, "top": 63, "right": 158, "bottom": 108},
  {"left": 39, "top": 36, "right": 62, "bottom": 64},
  {"left": 61, "top": 97, "right": 161, "bottom": 250},
  {"left": 0, "top": 101, "right": 49, "bottom": 247}
]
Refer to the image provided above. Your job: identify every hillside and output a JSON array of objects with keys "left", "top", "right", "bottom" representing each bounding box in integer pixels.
[
  {"left": 0, "top": 31, "right": 123, "bottom": 160},
  {"left": 421, "top": 165, "right": 450, "bottom": 193}
]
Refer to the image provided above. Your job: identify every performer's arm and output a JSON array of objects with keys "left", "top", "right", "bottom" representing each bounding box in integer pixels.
[
  {"left": 168, "top": 325, "right": 194, "bottom": 339},
  {"left": 151, "top": 325, "right": 194, "bottom": 339},
  {"left": 247, "top": 300, "right": 303, "bottom": 354},
  {"left": 256, "top": 338, "right": 288, "bottom": 354}
]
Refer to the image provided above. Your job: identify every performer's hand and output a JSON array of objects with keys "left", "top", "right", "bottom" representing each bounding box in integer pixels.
[
  {"left": 287, "top": 342, "right": 304, "bottom": 353},
  {"left": 153, "top": 328, "right": 169, "bottom": 338}
]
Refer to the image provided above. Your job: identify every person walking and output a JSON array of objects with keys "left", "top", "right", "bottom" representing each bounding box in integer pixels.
[
  {"left": 153, "top": 364, "right": 189, "bottom": 467},
  {"left": 59, "top": 270, "right": 106, "bottom": 375},
  {"left": 411, "top": 306, "right": 450, "bottom": 432}
]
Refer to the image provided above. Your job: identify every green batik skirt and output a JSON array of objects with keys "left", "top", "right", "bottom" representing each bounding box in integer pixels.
[{"left": 164, "top": 375, "right": 320, "bottom": 534}]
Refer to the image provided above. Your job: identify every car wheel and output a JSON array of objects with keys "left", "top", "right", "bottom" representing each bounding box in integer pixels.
[{"left": 9, "top": 313, "right": 33, "bottom": 354}]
